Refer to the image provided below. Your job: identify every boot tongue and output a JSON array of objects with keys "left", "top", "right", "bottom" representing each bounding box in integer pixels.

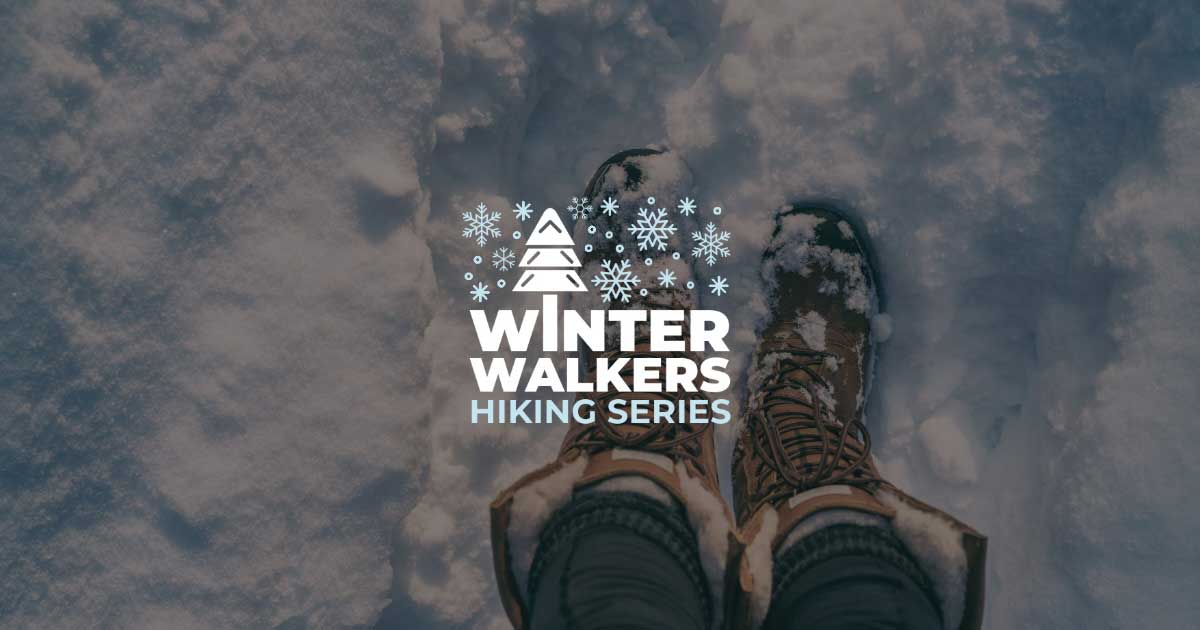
[
  {"left": 758, "top": 322, "right": 839, "bottom": 408},
  {"left": 759, "top": 306, "right": 870, "bottom": 423}
]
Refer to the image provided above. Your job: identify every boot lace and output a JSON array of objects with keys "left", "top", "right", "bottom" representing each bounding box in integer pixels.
[
  {"left": 561, "top": 294, "right": 713, "bottom": 480},
  {"left": 743, "top": 345, "right": 881, "bottom": 512}
]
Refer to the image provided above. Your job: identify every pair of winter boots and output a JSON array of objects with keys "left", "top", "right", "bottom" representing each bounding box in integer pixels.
[{"left": 488, "top": 149, "right": 986, "bottom": 630}]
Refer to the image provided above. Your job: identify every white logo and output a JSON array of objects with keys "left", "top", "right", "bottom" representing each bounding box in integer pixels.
[{"left": 513, "top": 208, "right": 586, "bottom": 292}]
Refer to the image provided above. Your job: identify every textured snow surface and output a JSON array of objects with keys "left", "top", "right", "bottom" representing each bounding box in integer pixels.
[{"left": 4, "top": 1, "right": 1200, "bottom": 628}]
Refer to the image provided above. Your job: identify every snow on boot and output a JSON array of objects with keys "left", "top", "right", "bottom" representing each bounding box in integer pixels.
[
  {"left": 489, "top": 148, "right": 740, "bottom": 630},
  {"left": 730, "top": 204, "right": 987, "bottom": 630}
]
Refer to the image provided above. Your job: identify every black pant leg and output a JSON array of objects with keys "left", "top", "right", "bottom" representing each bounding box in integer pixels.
[
  {"left": 528, "top": 492, "right": 708, "bottom": 630},
  {"left": 765, "top": 525, "right": 942, "bottom": 630},
  {"left": 765, "top": 555, "right": 942, "bottom": 630}
]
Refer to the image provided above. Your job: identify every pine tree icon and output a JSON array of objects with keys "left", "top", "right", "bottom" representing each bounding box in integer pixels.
[{"left": 513, "top": 208, "right": 586, "bottom": 292}]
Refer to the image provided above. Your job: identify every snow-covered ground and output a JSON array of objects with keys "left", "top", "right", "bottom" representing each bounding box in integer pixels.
[{"left": 3, "top": 1, "right": 1199, "bottom": 628}]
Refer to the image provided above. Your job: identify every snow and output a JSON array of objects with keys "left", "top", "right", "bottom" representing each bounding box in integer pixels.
[
  {"left": 793, "top": 310, "right": 828, "bottom": 352},
  {"left": 762, "top": 213, "right": 875, "bottom": 315},
  {"left": 4, "top": 1, "right": 1200, "bottom": 629},
  {"left": 917, "top": 407, "right": 981, "bottom": 485},
  {"left": 872, "top": 313, "right": 894, "bottom": 343}
]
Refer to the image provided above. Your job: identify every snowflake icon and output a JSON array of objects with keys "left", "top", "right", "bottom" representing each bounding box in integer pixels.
[
  {"left": 513, "top": 201, "right": 533, "bottom": 221},
  {"left": 463, "top": 202, "right": 503, "bottom": 247},
  {"left": 492, "top": 247, "right": 516, "bottom": 271},
  {"left": 628, "top": 208, "right": 678, "bottom": 251},
  {"left": 470, "top": 282, "right": 491, "bottom": 303},
  {"left": 591, "top": 259, "right": 641, "bottom": 303},
  {"left": 691, "top": 221, "right": 731, "bottom": 266},
  {"left": 600, "top": 197, "right": 620, "bottom": 216},
  {"left": 567, "top": 197, "right": 592, "bottom": 220},
  {"left": 677, "top": 197, "right": 697, "bottom": 216},
  {"left": 657, "top": 269, "right": 677, "bottom": 288},
  {"left": 708, "top": 275, "right": 729, "bottom": 296}
]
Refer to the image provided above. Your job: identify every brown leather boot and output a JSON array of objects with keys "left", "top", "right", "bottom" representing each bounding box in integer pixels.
[
  {"left": 490, "top": 149, "right": 739, "bottom": 630},
  {"left": 730, "top": 204, "right": 987, "bottom": 630}
]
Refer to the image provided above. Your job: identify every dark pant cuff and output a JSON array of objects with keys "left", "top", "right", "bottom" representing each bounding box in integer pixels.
[
  {"left": 769, "top": 524, "right": 942, "bottom": 629},
  {"left": 528, "top": 490, "right": 710, "bottom": 630}
]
